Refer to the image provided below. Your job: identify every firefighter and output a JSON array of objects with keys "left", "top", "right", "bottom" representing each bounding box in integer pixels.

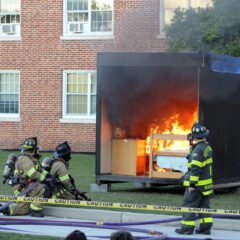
[
  {"left": 42, "top": 142, "right": 75, "bottom": 199},
  {"left": 175, "top": 122, "right": 213, "bottom": 235},
  {"left": 42, "top": 142, "right": 91, "bottom": 201},
  {"left": 0, "top": 137, "right": 50, "bottom": 217}
]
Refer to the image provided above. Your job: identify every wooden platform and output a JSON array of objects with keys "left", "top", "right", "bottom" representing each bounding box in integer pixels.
[{"left": 152, "top": 171, "right": 184, "bottom": 179}]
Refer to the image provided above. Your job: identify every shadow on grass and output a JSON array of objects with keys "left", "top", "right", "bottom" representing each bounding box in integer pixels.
[
  {"left": 110, "top": 185, "right": 184, "bottom": 194},
  {"left": 110, "top": 184, "right": 240, "bottom": 195}
]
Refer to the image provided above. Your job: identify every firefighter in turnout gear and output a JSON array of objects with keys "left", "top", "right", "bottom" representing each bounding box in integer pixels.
[
  {"left": 42, "top": 142, "right": 75, "bottom": 199},
  {"left": 175, "top": 122, "right": 213, "bottom": 235},
  {"left": 0, "top": 137, "right": 49, "bottom": 217},
  {"left": 41, "top": 142, "right": 91, "bottom": 201}
]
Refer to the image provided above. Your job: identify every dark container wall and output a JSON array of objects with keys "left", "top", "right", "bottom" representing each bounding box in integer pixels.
[{"left": 200, "top": 69, "right": 240, "bottom": 184}]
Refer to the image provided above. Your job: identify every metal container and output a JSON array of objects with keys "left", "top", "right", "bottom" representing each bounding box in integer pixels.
[{"left": 95, "top": 52, "right": 240, "bottom": 190}]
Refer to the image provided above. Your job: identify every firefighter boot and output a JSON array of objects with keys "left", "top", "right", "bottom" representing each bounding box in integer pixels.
[
  {"left": 30, "top": 209, "right": 44, "bottom": 217},
  {"left": 175, "top": 227, "right": 194, "bottom": 235},
  {"left": 0, "top": 204, "right": 10, "bottom": 215},
  {"left": 195, "top": 228, "right": 211, "bottom": 235}
]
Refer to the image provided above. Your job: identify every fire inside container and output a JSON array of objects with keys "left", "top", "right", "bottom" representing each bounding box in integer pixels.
[{"left": 96, "top": 52, "right": 240, "bottom": 189}]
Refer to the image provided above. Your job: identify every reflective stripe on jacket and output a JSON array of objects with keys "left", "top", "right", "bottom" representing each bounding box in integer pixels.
[
  {"left": 15, "top": 154, "right": 46, "bottom": 184},
  {"left": 183, "top": 141, "right": 213, "bottom": 195},
  {"left": 50, "top": 158, "right": 72, "bottom": 191}
]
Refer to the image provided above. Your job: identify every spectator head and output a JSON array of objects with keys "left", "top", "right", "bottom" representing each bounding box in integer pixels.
[
  {"left": 110, "top": 230, "right": 135, "bottom": 240},
  {"left": 65, "top": 230, "right": 87, "bottom": 240}
]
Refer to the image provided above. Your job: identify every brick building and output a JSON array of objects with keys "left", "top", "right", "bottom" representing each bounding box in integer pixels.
[{"left": 0, "top": 0, "right": 211, "bottom": 152}]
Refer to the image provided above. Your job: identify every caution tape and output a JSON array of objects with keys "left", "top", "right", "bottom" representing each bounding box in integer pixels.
[{"left": 0, "top": 195, "right": 239, "bottom": 216}]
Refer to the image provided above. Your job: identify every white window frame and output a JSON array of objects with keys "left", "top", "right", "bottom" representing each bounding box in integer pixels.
[
  {"left": 61, "top": 70, "right": 96, "bottom": 123},
  {"left": 0, "top": 70, "right": 20, "bottom": 121},
  {"left": 62, "top": 0, "right": 114, "bottom": 40},
  {"left": 158, "top": 0, "right": 212, "bottom": 38},
  {"left": 0, "top": 0, "right": 21, "bottom": 41}
]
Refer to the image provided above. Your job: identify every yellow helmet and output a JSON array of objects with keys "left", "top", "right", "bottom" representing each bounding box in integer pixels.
[{"left": 21, "top": 137, "right": 38, "bottom": 150}]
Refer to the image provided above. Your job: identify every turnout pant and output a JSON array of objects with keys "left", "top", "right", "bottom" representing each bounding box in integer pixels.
[
  {"left": 181, "top": 188, "right": 213, "bottom": 231},
  {"left": 9, "top": 183, "right": 45, "bottom": 216}
]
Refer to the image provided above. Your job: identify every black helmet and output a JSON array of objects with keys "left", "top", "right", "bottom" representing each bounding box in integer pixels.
[
  {"left": 54, "top": 142, "right": 71, "bottom": 160},
  {"left": 21, "top": 137, "right": 38, "bottom": 151},
  {"left": 191, "top": 122, "right": 209, "bottom": 139}
]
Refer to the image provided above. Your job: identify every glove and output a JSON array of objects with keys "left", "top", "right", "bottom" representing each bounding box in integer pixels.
[
  {"left": 0, "top": 204, "right": 10, "bottom": 215},
  {"left": 189, "top": 187, "right": 196, "bottom": 192}
]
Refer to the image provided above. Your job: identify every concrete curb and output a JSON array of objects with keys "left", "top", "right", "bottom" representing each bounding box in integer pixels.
[{"left": 44, "top": 206, "right": 240, "bottom": 232}]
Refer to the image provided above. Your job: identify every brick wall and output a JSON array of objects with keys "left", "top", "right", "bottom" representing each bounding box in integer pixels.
[{"left": 0, "top": 0, "right": 167, "bottom": 152}]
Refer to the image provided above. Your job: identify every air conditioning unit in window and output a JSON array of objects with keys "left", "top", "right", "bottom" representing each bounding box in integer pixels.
[
  {"left": 68, "top": 23, "right": 87, "bottom": 33},
  {"left": 1, "top": 24, "right": 17, "bottom": 35}
]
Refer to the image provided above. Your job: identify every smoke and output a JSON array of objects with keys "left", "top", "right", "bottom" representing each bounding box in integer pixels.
[{"left": 101, "top": 66, "right": 198, "bottom": 138}]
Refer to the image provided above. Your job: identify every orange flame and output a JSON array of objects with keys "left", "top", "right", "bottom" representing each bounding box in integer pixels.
[{"left": 146, "top": 109, "right": 198, "bottom": 154}]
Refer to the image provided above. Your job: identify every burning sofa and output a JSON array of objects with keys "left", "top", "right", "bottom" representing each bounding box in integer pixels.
[{"left": 95, "top": 52, "right": 240, "bottom": 189}]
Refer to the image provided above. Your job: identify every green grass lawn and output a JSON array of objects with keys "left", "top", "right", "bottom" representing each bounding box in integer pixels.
[
  {"left": 0, "top": 150, "right": 240, "bottom": 239},
  {"left": 0, "top": 232, "right": 60, "bottom": 240}
]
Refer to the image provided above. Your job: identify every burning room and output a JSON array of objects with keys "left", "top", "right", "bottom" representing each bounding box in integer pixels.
[{"left": 96, "top": 52, "right": 240, "bottom": 188}]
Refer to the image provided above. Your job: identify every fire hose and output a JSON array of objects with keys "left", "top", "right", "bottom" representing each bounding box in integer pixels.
[
  {"left": 0, "top": 218, "right": 167, "bottom": 240},
  {"left": 0, "top": 217, "right": 215, "bottom": 240},
  {"left": 0, "top": 213, "right": 233, "bottom": 239}
]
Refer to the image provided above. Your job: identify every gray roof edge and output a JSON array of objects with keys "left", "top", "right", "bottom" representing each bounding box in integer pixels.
[{"left": 97, "top": 52, "right": 204, "bottom": 67}]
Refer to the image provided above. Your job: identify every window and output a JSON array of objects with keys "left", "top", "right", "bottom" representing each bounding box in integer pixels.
[
  {"left": 0, "top": 0, "right": 20, "bottom": 37},
  {"left": 0, "top": 71, "right": 20, "bottom": 117},
  {"left": 159, "top": 0, "right": 213, "bottom": 34},
  {"left": 62, "top": 70, "right": 96, "bottom": 122},
  {"left": 63, "top": 0, "right": 113, "bottom": 36}
]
